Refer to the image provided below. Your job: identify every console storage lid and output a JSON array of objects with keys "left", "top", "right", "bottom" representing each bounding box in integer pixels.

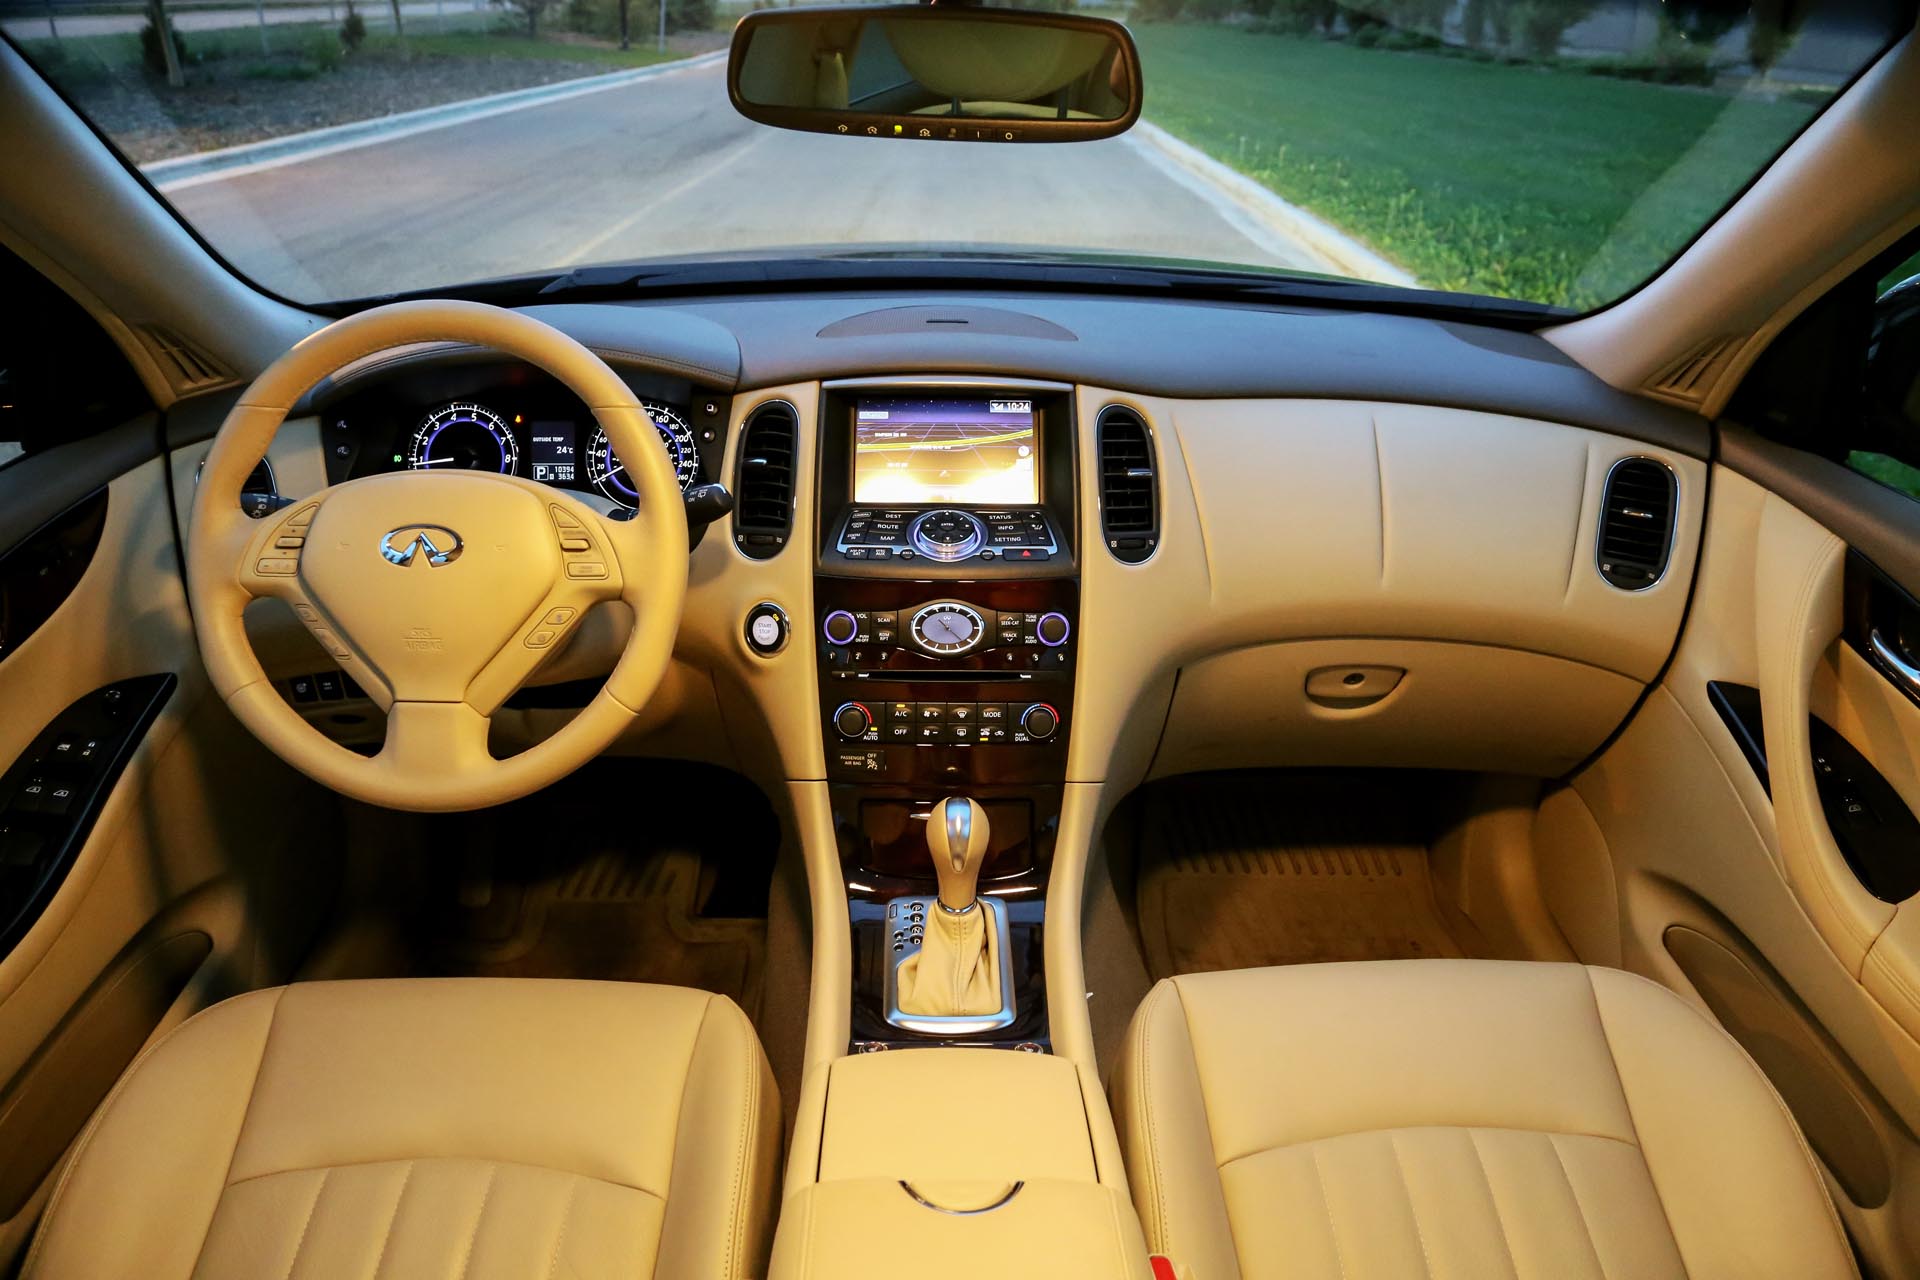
[
  {"left": 770, "top": 1178, "right": 1155, "bottom": 1279},
  {"left": 819, "top": 1048, "right": 1097, "bottom": 1182}
]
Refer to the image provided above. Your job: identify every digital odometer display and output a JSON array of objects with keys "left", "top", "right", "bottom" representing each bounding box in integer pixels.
[{"left": 852, "top": 397, "right": 1037, "bottom": 505}]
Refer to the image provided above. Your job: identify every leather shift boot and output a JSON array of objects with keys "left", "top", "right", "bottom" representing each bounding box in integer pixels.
[{"left": 897, "top": 901, "right": 1000, "bottom": 1016}]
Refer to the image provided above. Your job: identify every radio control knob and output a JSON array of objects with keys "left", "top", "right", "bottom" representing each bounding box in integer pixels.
[
  {"left": 1019, "top": 703, "right": 1060, "bottom": 741},
  {"left": 822, "top": 610, "right": 859, "bottom": 646},
  {"left": 1035, "top": 612, "right": 1071, "bottom": 647},
  {"left": 833, "top": 702, "right": 874, "bottom": 740}
]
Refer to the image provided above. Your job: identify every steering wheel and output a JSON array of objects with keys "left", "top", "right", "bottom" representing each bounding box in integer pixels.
[{"left": 186, "top": 301, "right": 689, "bottom": 812}]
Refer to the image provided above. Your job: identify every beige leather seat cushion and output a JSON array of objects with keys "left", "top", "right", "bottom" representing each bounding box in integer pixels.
[
  {"left": 1112, "top": 960, "right": 1856, "bottom": 1279},
  {"left": 24, "top": 978, "right": 780, "bottom": 1279}
]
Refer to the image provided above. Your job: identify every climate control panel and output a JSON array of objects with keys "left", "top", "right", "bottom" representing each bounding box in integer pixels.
[{"left": 815, "top": 578, "right": 1076, "bottom": 785}]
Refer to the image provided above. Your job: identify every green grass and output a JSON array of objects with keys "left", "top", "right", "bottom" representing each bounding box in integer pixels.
[{"left": 1131, "top": 24, "right": 1822, "bottom": 308}]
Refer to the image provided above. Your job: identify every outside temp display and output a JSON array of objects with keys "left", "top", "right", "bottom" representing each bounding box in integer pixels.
[
  {"left": 527, "top": 421, "right": 577, "bottom": 483},
  {"left": 852, "top": 397, "right": 1038, "bottom": 505}
]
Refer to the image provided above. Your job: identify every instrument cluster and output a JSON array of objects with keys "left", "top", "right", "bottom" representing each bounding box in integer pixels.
[{"left": 400, "top": 398, "right": 701, "bottom": 510}]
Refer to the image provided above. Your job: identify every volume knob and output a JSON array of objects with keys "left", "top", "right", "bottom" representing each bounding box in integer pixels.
[
  {"left": 833, "top": 702, "right": 874, "bottom": 740},
  {"left": 1019, "top": 703, "right": 1060, "bottom": 741}
]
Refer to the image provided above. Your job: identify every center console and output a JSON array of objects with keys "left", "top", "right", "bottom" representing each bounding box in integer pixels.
[{"left": 812, "top": 381, "right": 1078, "bottom": 1051}]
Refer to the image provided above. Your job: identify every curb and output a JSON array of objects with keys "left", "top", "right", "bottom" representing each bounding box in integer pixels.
[
  {"left": 144, "top": 48, "right": 725, "bottom": 190},
  {"left": 1126, "top": 120, "right": 1416, "bottom": 288}
]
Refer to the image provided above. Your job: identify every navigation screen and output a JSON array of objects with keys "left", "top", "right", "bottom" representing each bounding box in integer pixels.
[{"left": 851, "top": 397, "right": 1039, "bottom": 505}]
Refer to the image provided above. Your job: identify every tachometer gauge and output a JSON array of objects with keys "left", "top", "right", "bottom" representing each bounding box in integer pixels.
[
  {"left": 587, "top": 401, "right": 700, "bottom": 507},
  {"left": 408, "top": 403, "right": 518, "bottom": 475}
]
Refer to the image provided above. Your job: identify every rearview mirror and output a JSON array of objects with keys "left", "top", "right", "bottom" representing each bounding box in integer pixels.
[{"left": 727, "top": 5, "right": 1142, "bottom": 144}]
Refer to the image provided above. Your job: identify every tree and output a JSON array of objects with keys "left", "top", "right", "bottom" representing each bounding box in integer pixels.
[
  {"left": 495, "top": 0, "right": 556, "bottom": 36},
  {"left": 142, "top": 0, "right": 185, "bottom": 86}
]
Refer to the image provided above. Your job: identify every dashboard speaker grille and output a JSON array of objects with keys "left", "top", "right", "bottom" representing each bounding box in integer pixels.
[
  {"left": 1597, "top": 458, "right": 1676, "bottom": 590},
  {"left": 1097, "top": 406, "right": 1157, "bottom": 564},
  {"left": 734, "top": 401, "right": 796, "bottom": 559}
]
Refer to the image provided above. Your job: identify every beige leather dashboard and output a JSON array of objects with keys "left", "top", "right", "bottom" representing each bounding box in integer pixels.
[
  {"left": 1070, "top": 396, "right": 1705, "bottom": 787},
  {"left": 171, "top": 385, "right": 1703, "bottom": 790}
]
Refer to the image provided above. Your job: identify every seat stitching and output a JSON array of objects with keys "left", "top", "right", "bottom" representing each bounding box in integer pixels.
[
  {"left": 221, "top": 1155, "right": 666, "bottom": 1198},
  {"left": 282, "top": 1167, "right": 329, "bottom": 1280},
  {"left": 367, "top": 1160, "right": 414, "bottom": 1280},
  {"left": 1387, "top": 1133, "right": 1435, "bottom": 1280},
  {"left": 453, "top": 1165, "right": 498, "bottom": 1280},
  {"left": 1216, "top": 1123, "right": 1639, "bottom": 1170},
  {"left": 726, "top": 997, "right": 754, "bottom": 1280},
  {"left": 24, "top": 988, "right": 285, "bottom": 1279},
  {"left": 1463, "top": 1130, "right": 1520, "bottom": 1280},
  {"left": 1580, "top": 968, "right": 1684, "bottom": 1275},
  {"left": 1308, "top": 1144, "right": 1349, "bottom": 1280},
  {"left": 1133, "top": 981, "right": 1170, "bottom": 1254},
  {"left": 1547, "top": 1134, "right": 1609, "bottom": 1280},
  {"left": 543, "top": 1176, "right": 579, "bottom": 1280},
  {"left": 1601, "top": 966, "right": 1858, "bottom": 1270}
]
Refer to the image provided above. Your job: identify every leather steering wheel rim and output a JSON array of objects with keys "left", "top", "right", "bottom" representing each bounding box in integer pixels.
[{"left": 186, "top": 300, "right": 689, "bottom": 812}]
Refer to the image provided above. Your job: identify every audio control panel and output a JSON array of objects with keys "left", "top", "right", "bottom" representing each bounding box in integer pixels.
[{"left": 816, "top": 577, "right": 1076, "bottom": 785}]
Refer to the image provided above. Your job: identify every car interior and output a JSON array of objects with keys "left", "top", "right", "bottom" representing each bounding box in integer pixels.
[{"left": 4, "top": 0, "right": 1920, "bottom": 1275}]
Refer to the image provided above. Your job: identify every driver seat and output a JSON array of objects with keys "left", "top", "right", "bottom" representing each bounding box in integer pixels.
[{"left": 21, "top": 978, "right": 780, "bottom": 1279}]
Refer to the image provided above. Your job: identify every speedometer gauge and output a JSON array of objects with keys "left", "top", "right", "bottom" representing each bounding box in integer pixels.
[
  {"left": 408, "top": 403, "right": 518, "bottom": 475},
  {"left": 587, "top": 401, "right": 700, "bottom": 507}
]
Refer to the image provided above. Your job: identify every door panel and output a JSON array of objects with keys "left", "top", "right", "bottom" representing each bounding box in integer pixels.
[
  {"left": 1568, "top": 462, "right": 1920, "bottom": 1275},
  {"left": 0, "top": 437, "right": 340, "bottom": 1267}
]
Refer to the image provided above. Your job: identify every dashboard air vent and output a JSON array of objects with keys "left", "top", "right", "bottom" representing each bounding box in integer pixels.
[
  {"left": 1645, "top": 334, "right": 1741, "bottom": 408},
  {"left": 734, "top": 400, "right": 796, "bottom": 559},
  {"left": 1097, "top": 406, "right": 1158, "bottom": 564},
  {"left": 1597, "top": 458, "right": 1676, "bottom": 590},
  {"left": 136, "top": 324, "right": 235, "bottom": 397}
]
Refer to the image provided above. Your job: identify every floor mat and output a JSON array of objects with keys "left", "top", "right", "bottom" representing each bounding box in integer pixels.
[
  {"left": 1135, "top": 773, "right": 1473, "bottom": 978},
  {"left": 306, "top": 761, "right": 776, "bottom": 1021},
  {"left": 419, "top": 845, "right": 766, "bottom": 1016}
]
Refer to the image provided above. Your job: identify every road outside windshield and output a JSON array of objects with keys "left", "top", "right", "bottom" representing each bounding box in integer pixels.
[{"left": 10, "top": 0, "right": 1911, "bottom": 308}]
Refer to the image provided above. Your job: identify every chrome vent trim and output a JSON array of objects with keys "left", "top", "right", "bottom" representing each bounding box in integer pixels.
[
  {"left": 1596, "top": 456, "right": 1677, "bottom": 591},
  {"left": 1096, "top": 405, "right": 1157, "bottom": 564}
]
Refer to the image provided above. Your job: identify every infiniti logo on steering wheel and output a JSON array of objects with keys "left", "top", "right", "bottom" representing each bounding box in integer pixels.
[{"left": 379, "top": 525, "right": 464, "bottom": 568}]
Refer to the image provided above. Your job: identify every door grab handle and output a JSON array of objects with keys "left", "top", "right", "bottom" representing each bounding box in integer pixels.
[{"left": 1868, "top": 628, "right": 1920, "bottom": 698}]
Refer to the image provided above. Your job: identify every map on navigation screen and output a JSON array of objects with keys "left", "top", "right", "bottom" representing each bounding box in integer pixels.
[{"left": 852, "top": 397, "right": 1039, "bottom": 505}]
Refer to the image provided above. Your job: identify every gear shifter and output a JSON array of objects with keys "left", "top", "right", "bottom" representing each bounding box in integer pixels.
[
  {"left": 891, "top": 797, "right": 1013, "bottom": 1028},
  {"left": 928, "top": 796, "right": 990, "bottom": 912}
]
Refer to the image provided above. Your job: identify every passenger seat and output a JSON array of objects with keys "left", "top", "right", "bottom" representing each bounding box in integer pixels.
[{"left": 1111, "top": 959, "right": 1856, "bottom": 1279}]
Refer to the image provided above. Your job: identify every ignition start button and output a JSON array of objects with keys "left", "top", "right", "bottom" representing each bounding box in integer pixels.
[{"left": 745, "top": 602, "right": 789, "bottom": 656}]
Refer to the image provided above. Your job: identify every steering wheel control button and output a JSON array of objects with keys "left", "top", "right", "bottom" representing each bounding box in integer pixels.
[
  {"left": 822, "top": 610, "right": 859, "bottom": 647},
  {"left": 544, "top": 607, "right": 577, "bottom": 626},
  {"left": 525, "top": 629, "right": 557, "bottom": 649},
  {"left": 745, "top": 603, "right": 790, "bottom": 656},
  {"left": 833, "top": 702, "right": 877, "bottom": 741},
  {"left": 274, "top": 535, "right": 306, "bottom": 549},
  {"left": 1036, "top": 612, "right": 1072, "bottom": 647},
  {"left": 558, "top": 535, "right": 592, "bottom": 552},
  {"left": 565, "top": 562, "right": 608, "bottom": 579},
  {"left": 255, "top": 557, "right": 298, "bottom": 576}
]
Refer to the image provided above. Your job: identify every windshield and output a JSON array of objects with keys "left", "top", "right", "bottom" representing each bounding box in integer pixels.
[{"left": 13, "top": 0, "right": 1912, "bottom": 309}]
